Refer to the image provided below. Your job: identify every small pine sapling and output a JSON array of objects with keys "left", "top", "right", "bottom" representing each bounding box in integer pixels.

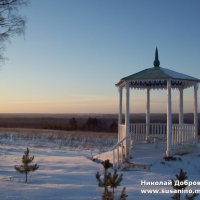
[
  {"left": 96, "top": 159, "right": 128, "bottom": 200},
  {"left": 185, "top": 194, "right": 198, "bottom": 200},
  {"left": 171, "top": 169, "right": 188, "bottom": 200},
  {"left": 109, "top": 169, "right": 123, "bottom": 194},
  {"left": 171, "top": 169, "right": 198, "bottom": 200},
  {"left": 96, "top": 159, "right": 113, "bottom": 199},
  {"left": 119, "top": 187, "right": 128, "bottom": 200},
  {"left": 14, "top": 148, "right": 39, "bottom": 183}
]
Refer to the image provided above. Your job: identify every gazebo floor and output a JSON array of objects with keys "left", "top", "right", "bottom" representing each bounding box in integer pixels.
[
  {"left": 93, "top": 142, "right": 166, "bottom": 169},
  {"left": 129, "top": 142, "right": 166, "bottom": 165},
  {"left": 93, "top": 141, "right": 197, "bottom": 170},
  {"left": 120, "top": 142, "right": 166, "bottom": 171}
]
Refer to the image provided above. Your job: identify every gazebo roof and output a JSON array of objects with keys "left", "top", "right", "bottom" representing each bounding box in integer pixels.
[{"left": 116, "top": 48, "right": 200, "bottom": 89}]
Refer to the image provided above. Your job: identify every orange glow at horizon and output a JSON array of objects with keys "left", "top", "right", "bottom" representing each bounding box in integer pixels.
[{"left": 0, "top": 91, "right": 198, "bottom": 114}]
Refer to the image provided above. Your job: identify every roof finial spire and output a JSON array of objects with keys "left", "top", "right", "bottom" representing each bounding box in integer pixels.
[{"left": 153, "top": 47, "right": 160, "bottom": 68}]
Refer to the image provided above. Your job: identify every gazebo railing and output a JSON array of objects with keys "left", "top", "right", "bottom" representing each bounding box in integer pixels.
[
  {"left": 129, "top": 123, "right": 166, "bottom": 143},
  {"left": 172, "top": 124, "right": 196, "bottom": 148},
  {"left": 115, "top": 123, "right": 196, "bottom": 168},
  {"left": 119, "top": 123, "right": 167, "bottom": 139},
  {"left": 130, "top": 123, "right": 146, "bottom": 142},
  {"left": 149, "top": 123, "right": 166, "bottom": 136},
  {"left": 119, "top": 123, "right": 196, "bottom": 147},
  {"left": 118, "top": 124, "right": 126, "bottom": 141},
  {"left": 112, "top": 136, "right": 127, "bottom": 169}
]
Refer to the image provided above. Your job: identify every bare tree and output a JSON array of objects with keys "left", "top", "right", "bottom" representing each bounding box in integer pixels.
[{"left": 0, "top": 0, "right": 28, "bottom": 61}]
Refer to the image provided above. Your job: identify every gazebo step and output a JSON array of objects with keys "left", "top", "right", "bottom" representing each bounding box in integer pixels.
[
  {"left": 121, "top": 161, "right": 152, "bottom": 171},
  {"left": 173, "top": 144, "right": 197, "bottom": 155}
]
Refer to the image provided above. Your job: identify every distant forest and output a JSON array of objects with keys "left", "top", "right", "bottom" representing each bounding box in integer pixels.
[
  {"left": 0, "top": 114, "right": 118, "bottom": 133},
  {"left": 0, "top": 113, "right": 199, "bottom": 133}
]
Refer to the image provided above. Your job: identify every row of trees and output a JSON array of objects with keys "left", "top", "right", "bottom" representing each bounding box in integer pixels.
[
  {"left": 0, "top": 117, "right": 118, "bottom": 132},
  {"left": 68, "top": 117, "right": 117, "bottom": 132}
]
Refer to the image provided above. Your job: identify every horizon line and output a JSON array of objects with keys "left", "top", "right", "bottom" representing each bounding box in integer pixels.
[{"left": 0, "top": 112, "right": 198, "bottom": 115}]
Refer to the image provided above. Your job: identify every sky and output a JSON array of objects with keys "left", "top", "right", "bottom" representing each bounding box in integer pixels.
[{"left": 0, "top": 0, "right": 200, "bottom": 114}]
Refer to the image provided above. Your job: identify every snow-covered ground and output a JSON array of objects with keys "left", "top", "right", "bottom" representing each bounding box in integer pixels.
[
  {"left": 0, "top": 144, "right": 102, "bottom": 200},
  {"left": 1, "top": 131, "right": 200, "bottom": 200},
  {"left": 0, "top": 129, "right": 116, "bottom": 152}
]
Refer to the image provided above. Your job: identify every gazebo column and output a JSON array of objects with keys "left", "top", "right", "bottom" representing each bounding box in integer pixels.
[
  {"left": 118, "top": 87, "right": 123, "bottom": 141},
  {"left": 146, "top": 88, "right": 150, "bottom": 141},
  {"left": 166, "top": 80, "right": 172, "bottom": 157},
  {"left": 125, "top": 82, "right": 130, "bottom": 158},
  {"left": 194, "top": 83, "right": 198, "bottom": 143},
  {"left": 179, "top": 88, "right": 184, "bottom": 125}
]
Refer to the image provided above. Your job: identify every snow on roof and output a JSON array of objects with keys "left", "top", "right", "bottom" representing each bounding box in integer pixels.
[
  {"left": 116, "top": 49, "right": 200, "bottom": 88},
  {"left": 116, "top": 66, "right": 200, "bottom": 89},
  {"left": 160, "top": 67, "right": 199, "bottom": 81},
  {"left": 120, "top": 67, "right": 199, "bottom": 82}
]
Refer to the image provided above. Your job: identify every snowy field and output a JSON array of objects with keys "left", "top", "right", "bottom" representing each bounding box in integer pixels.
[{"left": 1, "top": 130, "right": 200, "bottom": 200}]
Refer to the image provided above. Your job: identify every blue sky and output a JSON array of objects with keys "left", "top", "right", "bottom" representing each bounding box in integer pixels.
[{"left": 0, "top": 0, "right": 200, "bottom": 113}]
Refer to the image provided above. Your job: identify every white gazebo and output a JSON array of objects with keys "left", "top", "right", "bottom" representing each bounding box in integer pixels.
[{"left": 113, "top": 48, "right": 199, "bottom": 167}]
